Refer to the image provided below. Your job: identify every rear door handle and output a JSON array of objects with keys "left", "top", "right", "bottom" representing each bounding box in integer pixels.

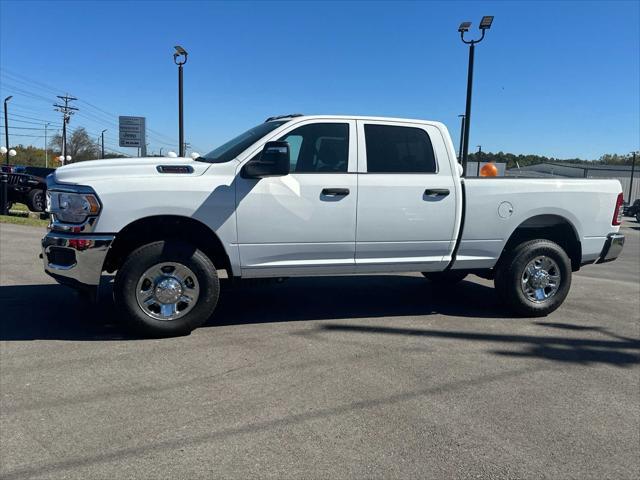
[
  {"left": 424, "top": 188, "right": 450, "bottom": 197},
  {"left": 322, "top": 188, "right": 350, "bottom": 197}
]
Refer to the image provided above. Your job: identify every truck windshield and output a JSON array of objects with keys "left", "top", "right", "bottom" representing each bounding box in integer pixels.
[{"left": 196, "top": 121, "right": 288, "bottom": 163}]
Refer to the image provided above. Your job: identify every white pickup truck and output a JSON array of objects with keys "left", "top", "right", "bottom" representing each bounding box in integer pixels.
[{"left": 42, "top": 115, "right": 625, "bottom": 336}]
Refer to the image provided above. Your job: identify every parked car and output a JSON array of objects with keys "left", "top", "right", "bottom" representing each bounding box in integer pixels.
[
  {"left": 7, "top": 166, "right": 54, "bottom": 212},
  {"left": 623, "top": 199, "right": 640, "bottom": 217},
  {"left": 0, "top": 164, "right": 25, "bottom": 174},
  {"left": 42, "top": 115, "right": 625, "bottom": 337}
]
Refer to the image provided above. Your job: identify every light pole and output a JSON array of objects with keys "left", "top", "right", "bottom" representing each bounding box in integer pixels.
[
  {"left": 630, "top": 151, "right": 637, "bottom": 202},
  {"left": 458, "top": 15, "right": 493, "bottom": 176},
  {"left": 457, "top": 114, "right": 465, "bottom": 161},
  {"left": 476, "top": 145, "right": 482, "bottom": 176},
  {"left": 2, "top": 95, "right": 13, "bottom": 214},
  {"left": 101, "top": 129, "right": 107, "bottom": 158},
  {"left": 44, "top": 122, "right": 50, "bottom": 168},
  {"left": 173, "top": 45, "right": 188, "bottom": 157}
]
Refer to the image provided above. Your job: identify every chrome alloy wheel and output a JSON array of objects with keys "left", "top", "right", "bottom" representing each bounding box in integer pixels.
[
  {"left": 135, "top": 262, "right": 200, "bottom": 321},
  {"left": 521, "top": 255, "right": 561, "bottom": 303}
]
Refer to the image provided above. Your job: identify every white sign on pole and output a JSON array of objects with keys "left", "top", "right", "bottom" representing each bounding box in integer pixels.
[{"left": 119, "top": 116, "right": 146, "bottom": 153}]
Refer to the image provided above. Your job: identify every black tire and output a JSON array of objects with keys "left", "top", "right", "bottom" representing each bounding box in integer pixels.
[
  {"left": 27, "top": 189, "right": 45, "bottom": 212},
  {"left": 494, "top": 239, "right": 571, "bottom": 317},
  {"left": 114, "top": 240, "right": 219, "bottom": 337},
  {"left": 422, "top": 270, "right": 468, "bottom": 284},
  {"left": 636, "top": 212, "right": 640, "bottom": 223}
]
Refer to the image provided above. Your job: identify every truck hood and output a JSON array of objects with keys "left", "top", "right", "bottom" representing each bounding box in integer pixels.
[{"left": 52, "top": 157, "right": 212, "bottom": 185}]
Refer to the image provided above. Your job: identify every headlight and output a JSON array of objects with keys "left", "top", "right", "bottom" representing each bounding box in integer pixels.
[{"left": 47, "top": 191, "right": 101, "bottom": 224}]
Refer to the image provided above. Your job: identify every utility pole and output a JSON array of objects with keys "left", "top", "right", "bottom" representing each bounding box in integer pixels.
[
  {"left": 53, "top": 94, "right": 78, "bottom": 161},
  {"left": 44, "top": 122, "right": 50, "bottom": 168}
]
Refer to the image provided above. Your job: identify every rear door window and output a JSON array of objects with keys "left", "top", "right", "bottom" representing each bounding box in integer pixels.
[{"left": 364, "top": 124, "right": 437, "bottom": 173}]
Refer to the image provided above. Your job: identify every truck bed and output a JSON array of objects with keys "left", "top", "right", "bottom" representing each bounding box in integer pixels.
[{"left": 454, "top": 178, "right": 622, "bottom": 269}]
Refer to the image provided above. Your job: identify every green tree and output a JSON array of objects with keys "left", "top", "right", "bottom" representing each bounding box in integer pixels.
[
  {"left": 49, "top": 127, "right": 100, "bottom": 162},
  {"left": 8, "top": 145, "right": 61, "bottom": 168}
]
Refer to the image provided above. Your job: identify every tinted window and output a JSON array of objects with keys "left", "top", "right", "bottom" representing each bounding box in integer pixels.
[
  {"left": 279, "top": 123, "right": 349, "bottom": 173},
  {"left": 364, "top": 124, "right": 436, "bottom": 173}
]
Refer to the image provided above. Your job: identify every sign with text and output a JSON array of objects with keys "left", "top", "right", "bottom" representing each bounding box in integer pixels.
[{"left": 119, "top": 116, "right": 146, "bottom": 148}]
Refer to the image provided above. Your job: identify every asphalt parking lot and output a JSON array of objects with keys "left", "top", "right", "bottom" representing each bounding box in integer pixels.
[{"left": 1, "top": 221, "right": 639, "bottom": 479}]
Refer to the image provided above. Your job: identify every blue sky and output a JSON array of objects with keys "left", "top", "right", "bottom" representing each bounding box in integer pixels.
[{"left": 1, "top": 0, "right": 638, "bottom": 159}]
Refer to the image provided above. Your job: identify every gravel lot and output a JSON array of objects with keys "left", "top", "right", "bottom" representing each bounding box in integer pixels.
[{"left": 1, "top": 221, "right": 639, "bottom": 479}]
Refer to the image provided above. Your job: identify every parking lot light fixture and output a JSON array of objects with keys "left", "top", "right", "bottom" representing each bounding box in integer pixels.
[
  {"left": 479, "top": 16, "right": 494, "bottom": 30},
  {"left": 459, "top": 16, "right": 494, "bottom": 176},
  {"left": 458, "top": 21, "right": 471, "bottom": 33}
]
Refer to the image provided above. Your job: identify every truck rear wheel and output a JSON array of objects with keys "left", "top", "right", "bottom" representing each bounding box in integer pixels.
[
  {"left": 494, "top": 239, "right": 571, "bottom": 317},
  {"left": 114, "top": 240, "right": 220, "bottom": 337}
]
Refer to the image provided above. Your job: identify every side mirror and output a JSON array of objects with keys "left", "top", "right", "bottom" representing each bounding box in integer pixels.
[{"left": 241, "top": 141, "right": 290, "bottom": 179}]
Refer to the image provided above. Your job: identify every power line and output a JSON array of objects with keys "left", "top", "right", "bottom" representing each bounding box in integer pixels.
[
  {"left": 1, "top": 133, "right": 48, "bottom": 138},
  {"left": 8, "top": 115, "right": 62, "bottom": 127},
  {"left": 0, "top": 125, "right": 56, "bottom": 131},
  {"left": 2, "top": 70, "right": 179, "bottom": 145},
  {"left": 1, "top": 81, "right": 53, "bottom": 104},
  {"left": 2, "top": 70, "right": 182, "bottom": 153},
  {"left": 4, "top": 69, "right": 176, "bottom": 146},
  {"left": 0, "top": 69, "right": 63, "bottom": 97},
  {"left": 7, "top": 104, "right": 55, "bottom": 116}
]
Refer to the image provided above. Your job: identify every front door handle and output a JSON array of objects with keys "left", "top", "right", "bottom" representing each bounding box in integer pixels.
[
  {"left": 424, "top": 188, "right": 450, "bottom": 197},
  {"left": 322, "top": 188, "right": 350, "bottom": 197}
]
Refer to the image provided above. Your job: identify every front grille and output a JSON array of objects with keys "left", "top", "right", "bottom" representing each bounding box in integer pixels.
[{"left": 47, "top": 247, "right": 76, "bottom": 267}]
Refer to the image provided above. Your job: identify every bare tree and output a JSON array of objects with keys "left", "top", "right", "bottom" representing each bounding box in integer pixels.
[{"left": 49, "top": 127, "right": 101, "bottom": 162}]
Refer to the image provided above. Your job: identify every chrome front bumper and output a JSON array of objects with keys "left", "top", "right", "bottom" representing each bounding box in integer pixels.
[
  {"left": 596, "top": 233, "right": 625, "bottom": 264},
  {"left": 42, "top": 232, "right": 115, "bottom": 287}
]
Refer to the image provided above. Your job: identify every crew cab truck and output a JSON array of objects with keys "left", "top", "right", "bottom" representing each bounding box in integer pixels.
[{"left": 42, "top": 115, "right": 625, "bottom": 337}]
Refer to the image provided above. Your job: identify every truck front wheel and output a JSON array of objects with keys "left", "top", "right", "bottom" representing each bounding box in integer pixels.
[
  {"left": 494, "top": 239, "right": 572, "bottom": 317},
  {"left": 114, "top": 240, "right": 220, "bottom": 337}
]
